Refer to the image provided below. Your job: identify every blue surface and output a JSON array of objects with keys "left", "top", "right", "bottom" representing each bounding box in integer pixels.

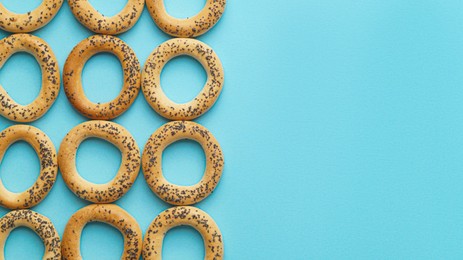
[{"left": 0, "top": 0, "right": 463, "bottom": 259}]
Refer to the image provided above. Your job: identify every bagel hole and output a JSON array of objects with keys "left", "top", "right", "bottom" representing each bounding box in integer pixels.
[
  {"left": 164, "top": 0, "right": 206, "bottom": 19},
  {"left": 88, "top": 0, "right": 127, "bottom": 17},
  {"left": 5, "top": 227, "right": 44, "bottom": 260},
  {"left": 82, "top": 52, "right": 123, "bottom": 104},
  {"left": 162, "top": 140, "right": 205, "bottom": 186},
  {"left": 0, "top": 141, "right": 40, "bottom": 193},
  {"left": 161, "top": 56, "right": 206, "bottom": 104},
  {"left": 163, "top": 226, "right": 205, "bottom": 259},
  {"left": 76, "top": 138, "right": 122, "bottom": 184},
  {"left": 1, "top": 0, "right": 42, "bottom": 14},
  {"left": 81, "top": 222, "right": 124, "bottom": 259},
  {"left": 0, "top": 52, "right": 41, "bottom": 105}
]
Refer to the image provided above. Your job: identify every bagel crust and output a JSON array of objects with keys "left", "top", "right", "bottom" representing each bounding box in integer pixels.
[
  {"left": 0, "top": 0, "right": 64, "bottom": 32},
  {"left": 143, "top": 206, "right": 223, "bottom": 260},
  {"left": 142, "top": 38, "right": 224, "bottom": 120},
  {"left": 0, "top": 34, "right": 60, "bottom": 122},
  {"left": 68, "top": 0, "right": 145, "bottom": 35},
  {"left": 142, "top": 121, "right": 224, "bottom": 205},
  {"left": 146, "top": 0, "right": 226, "bottom": 37},
  {"left": 0, "top": 125, "right": 58, "bottom": 209},
  {"left": 0, "top": 210, "right": 61, "bottom": 259},
  {"left": 58, "top": 121, "right": 141, "bottom": 203},
  {"left": 64, "top": 35, "right": 141, "bottom": 120},
  {"left": 62, "top": 204, "right": 142, "bottom": 260}
]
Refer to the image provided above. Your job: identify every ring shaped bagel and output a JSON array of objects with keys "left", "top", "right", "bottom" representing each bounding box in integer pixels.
[
  {"left": 0, "top": 210, "right": 61, "bottom": 259},
  {"left": 0, "top": 0, "right": 63, "bottom": 33},
  {"left": 64, "top": 35, "right": 141, "bottom": 120},
  {"left": 142, "top": 121, "right": 224, "bottom": 205},
  {"left": 0, "top": 125, "right": 58, "bottom": 209},
  {"left": 0, "top": 34, "right": 60, "bottom": 122},
  {"left": 62, "top": 204, "right": 142, "bottom": 260},
  {"left": 58, "top": 121, "right": 141, "bottom": 203},
  {"left": 142, "top": 38, "right": 224, "bottom": 120},
  {"left": 146, "top": 0, "right": 226, "bottom": 37},
  {"left": 143, "top": 206, "right": 223, "bottom": 260},
  {"left": 68, "top": 0, "right": 144, "bottom": 35}
]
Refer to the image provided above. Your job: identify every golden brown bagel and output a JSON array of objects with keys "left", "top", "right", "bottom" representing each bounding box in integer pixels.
[
  {"left": 64, "top": 34, "right": 141, "bottom": 120},
  {"left": 142, "top": 38, "right": 224, "bottom": 120},
  {"left": 142, "top": 121, "right": 224, "bottom": 205},
  {"left": 62, "top": 204, "right": 142, "bottom": 260},
  {"left": 0, "top": 0, "right": 64, "bottom": 32},
  {"left": 143, "top": 206, "right": 223, "bottom": 260},
  {"left": 68, "top": 0, "right": 144, "bottom": 35},
  {"left": 0, "top": 125, "right": 58, "bottom": 209},
  {"left": 0, "top": 210, "right": 61, "bottom": 259},
  {"left": 146, "top": 0, "right": 226, "bottom": 37},
  {"left": 58, "top": 121, "right": 140, "bottom": 203},
  {"left": 0, "top": 34, "right": 60, "bottom": 122}
]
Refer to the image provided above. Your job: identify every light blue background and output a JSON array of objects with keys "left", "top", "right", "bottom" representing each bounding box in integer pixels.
[{"left": 0, "top": 0, "right": 463, "bottom": 259}]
